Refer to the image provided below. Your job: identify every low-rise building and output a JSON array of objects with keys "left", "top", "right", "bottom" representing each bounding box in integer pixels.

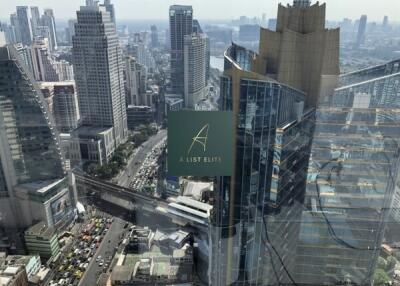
[
  {"left": 14, "top": 177, "right": 76, "bottom": 229},
  {"left": 0, "top": 266, "right": 28, "bottom": 286},
  {"left": 111, "top": 227, "right": 193, "bottom": 285},
  {"left": 70, "top": 126, "right": 116, "bottom": 166},
  {"left": 126, "top": 106, "right": 154, "bottom": 130},
  {"left": 24, "top": 222, "right": 60, "bottom": 262}
]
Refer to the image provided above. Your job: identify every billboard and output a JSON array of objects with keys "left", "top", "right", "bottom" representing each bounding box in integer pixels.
[
  {"left": 168, "top": 111, "right": 234, "bottom": 176},
  {"left": 51, "top": 192, "right": 73, "bottom": 225}
]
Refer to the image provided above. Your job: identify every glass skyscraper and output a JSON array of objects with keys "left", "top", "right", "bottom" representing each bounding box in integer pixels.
[
  {"left": 211, "top": 43, "right": 315, "bottom": 285},
  {"left": 0, "top": 45, "right": 72, "bottom": 228},
  {"left": 295, "top": 59, "right": 400, "bottom": 284}
]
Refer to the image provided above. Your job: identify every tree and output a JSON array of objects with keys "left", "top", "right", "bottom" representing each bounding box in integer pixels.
[
  {"left": 373, "top": 268, "right": 390, "bottom": 285},
  {"left": 386, "top": 256, "right": 397, "bottom": 271},
  {"left": 377, "top": 257, "right": 387, "bottom": 270}
]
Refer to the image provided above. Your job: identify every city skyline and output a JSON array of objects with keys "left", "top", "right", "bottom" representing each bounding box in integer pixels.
[{"left": 1, "top": 0, "right": 400, "bottom": 22}]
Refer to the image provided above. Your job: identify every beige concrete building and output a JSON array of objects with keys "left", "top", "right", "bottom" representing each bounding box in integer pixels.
[{"left": 258, "top": 1, "right": 339, "bottom": 107}]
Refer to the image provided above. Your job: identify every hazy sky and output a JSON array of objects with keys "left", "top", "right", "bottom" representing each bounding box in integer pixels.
[{"left": 1, "top": 0, "right": 399, "bottom": 22}]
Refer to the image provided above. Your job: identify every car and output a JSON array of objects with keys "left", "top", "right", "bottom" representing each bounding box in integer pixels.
[
  {"left": 99, "top": 262, "right": 103, "bottom": 266},
  {"left": 96, "top": 255, "right": 102, "bottom": 262}
]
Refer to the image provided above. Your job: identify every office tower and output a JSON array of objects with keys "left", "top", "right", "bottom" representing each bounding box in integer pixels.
[
  {"left": 0, "top": 45, "right": 78, "bottom": 229},
  {"left": 169, "top": 5, "right": 193, "bottom": 96},
  {"left": 71, "top": 2, "right": 128, "bottom": 165},
  {"left": 192, "top": 19, "right": 203, "bottom": 34},
  {"left": 10, "top": 13, "right": 21, "bottom": 43},
  {"left": 295, "top": 59, "right": 400, "bottom": 285},
  {"left": 66, "top": 19, "right": 77, "bottom": 45},
  {"left": 104, "top": 0, "right": 116, "bottom": 25},
  {"left": 125, "top": 56, "right": 145, "bottom": 106},
  {"left": 356, "top": 15, "right": 367, "bottom": 47},
  {"left": 259, "top": 1, "right": 339, "bottom": 108},
  {"left": 30, "top": 6, "right": 41, "bottom": 37},
  {"left": 383, "top": 15, "right": 389, "bottom": 29},
  {"left": 30, "top": 37, "right": 59, "bottom": 81},
  {"left": 41, "top": 9, "right": 57, "bottom": 51},
  {"left": 16, "top": 6, "right": 32, "bottom": 46},
  {"left": 1, "top": 22, "right": 17, "bottom": 44},
  {"left": 211, "top": 1, "right": 339, "bottom": 285},
  {"left": 40, "top": 82, "right": 80, "bottom": 133},
  {"left": 151, "top": 25, "right": 159, "bottom": 48},
  {"left": 211, "top": 43, "right": 315, "bottom": 285},
  {"left": 183, "top": 33, "right": 207, "bottom": 108}
]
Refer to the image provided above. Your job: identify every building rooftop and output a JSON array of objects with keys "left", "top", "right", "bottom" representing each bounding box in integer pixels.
[
  {"left": 25, "top": 222, "right": 55, "bottom": 239},
  {"left": 73, "top": 125, "right": 114, "bottom": 138},
  {"left": 17, "top": 178, "right": 65, "bottom": 195},
  {"left": 170, "top": 5, "right": 192, "bottom": 11}
]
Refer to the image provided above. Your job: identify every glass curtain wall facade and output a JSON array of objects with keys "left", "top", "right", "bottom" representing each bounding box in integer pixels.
[
  {"left": 211, "top": 44, "right": 315, "bottom": 285},
  {"left": 0, "top": 45, "right": 65, "bottom": 187},
  {"left": 295, "top": 59, "right": 400, "bottom": 285}
]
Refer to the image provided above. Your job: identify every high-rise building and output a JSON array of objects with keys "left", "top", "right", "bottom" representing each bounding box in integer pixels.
[
  {"left": 183, "top": 33, "right": 207, "bottom": 108},
  {"left": 10, "top": 13, "right": 21, "bottom": 43},
  {"left": 41, "top": 9, "right": 57, "bottom": 51},
  {"left": 295, "top": 59, "right": 400, "bottom": 285},
  {"left": 383, "top": 15, "right": 389, "bottom": 29},
  {"left": 212, "top": 43, "right": 315, "bottom": 285},
  {"left": 40, "top": 82, "right": 80, "bottom": 133},
  {"left": 125, "top": 56, "right": 146, "bottom": 106},
  {"left": 259, "top": 1, "right": 340, "bottom": 108},
  {"left": 16, "top": 6, "right": 32, "bottom": 45},
  {"left": 0, "top": 45, "right": 77, "bottom": 229},
  {"left": 54, "top": 60, "right": 74, "bottom": 81},
  {"left": 30, "top": 37, "right": 59, "bottom": 81},
  {"left": 72, "top": 1, "right": 128, "bottom": 165},
  {"left": 104, "top": 0, "right": 116, "bottom": 25},
  {"left": 150, "top": 25, "right": 159, "bottom": 48},
  {"left": 66, "top": 19, "right": 77, "bottom": 45},
  {"left": 169, "top": 5, "right": 193, "bottom": 96},
  {"left": 356, "top": 15, "right": 367, "bottom": 47},
  {"left": 30, "top": 6, "right": 41, "bottom": 37},
  {"left": 211, "top": 1, "right": 339, "bottom": 285}
]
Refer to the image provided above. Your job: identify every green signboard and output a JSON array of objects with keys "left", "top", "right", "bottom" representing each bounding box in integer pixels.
[{"left": 168, "top": 111, "right": 234, "bottom": 176}]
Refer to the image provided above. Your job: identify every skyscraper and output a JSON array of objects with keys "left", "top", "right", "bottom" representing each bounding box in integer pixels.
[
  {"left": 47, "top": 82, "right": 80, "bottom": 133},
  {"left": 295, "top": 59, "right": 400, "bottom": 285},
  {"left": 30, "top": 6, "right": 41, "bottom": 37},
  {"left": 125, "top": 56, "right": 146, "bottom": 106},
  {"left": 356, "top": 15, "right": 367, "bottom": 47},
  {"left": 183, "top": 33, "right": 207, "bottom": 108},
  {"left": 211, "top": 1, "right": 339, "bottom": 285},
  {"left": 212, "top": 43, "right": 315, "bottom": 285},
  {"left": 383, "top": 15, "right": 389, "bottom": 29},
  {"left": 169, "top": 5, "right": 193, "bottom": 96},
  {"left": 30, "top": 37, "right": 59, "bottom": 81},
  {"left": 16, "top": 6, "right": 32, "bottom": 45},
  {"left": 150, "top": 25, "right": 159, "bottom": 48},
  {"left": 259, "top": 1, "right": 340, "bottom": 108},
  {"left": 72, "top": 1, "right": 127, "bottom": 165},
  {"left": 10, "top": 13, "right": 21, "bottom": 43},
  {"left": 41, "top": 9, "right": 58, "bottom": 51},
  {"left": 104, "top": 0, "right": 116, "bottom": 25},
  {"left": 66, "top": 19, "right": 77, "bottom": 45},
  {"left": 0, "top": 45, "right": 76, "bottom": 229}
]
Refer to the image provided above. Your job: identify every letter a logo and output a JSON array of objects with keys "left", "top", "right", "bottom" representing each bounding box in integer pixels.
[{"left": 187, "top": 124, "right": 209, "bottom": 154}]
